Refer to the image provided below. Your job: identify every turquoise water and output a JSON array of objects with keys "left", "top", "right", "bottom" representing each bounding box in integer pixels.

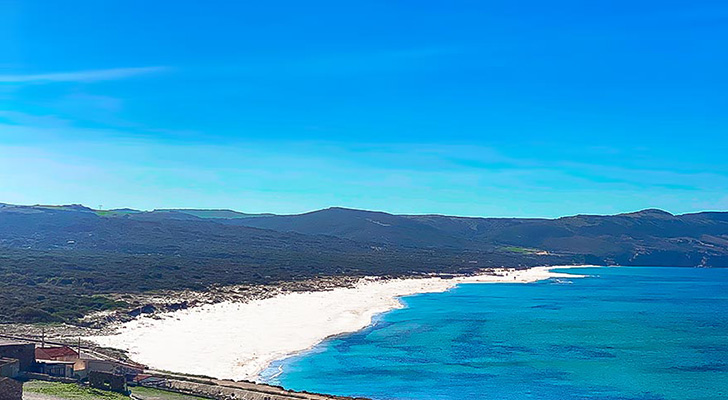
[{"left": 263, "top": 267, "right": 728, "bottom": 400}]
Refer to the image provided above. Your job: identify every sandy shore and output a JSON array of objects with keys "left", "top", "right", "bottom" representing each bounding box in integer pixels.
[{"left": 89, "top": 266, "right": 591, "bottom": 382}]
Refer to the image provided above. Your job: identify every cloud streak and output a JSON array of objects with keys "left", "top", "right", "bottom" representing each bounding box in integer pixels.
[{"left": 0, "top": 66, "right": 168, "bottom": 83}]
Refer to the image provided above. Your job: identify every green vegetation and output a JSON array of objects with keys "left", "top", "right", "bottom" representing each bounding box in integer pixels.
[
  {"left": 23, "top": 381, "right": 210, "bottom": 400},
  {"left": 0, "top": 256, "right": 129, "bottom": 322},
  {"left": 0, "top": 245, "right": 513, "bottom": 324},
  {"left": 11, "top": 294, "right": 127, "bottom": 323},
  {"left": 501, "top": 246, "right": 542, "bottom": 254},
  {"left": 94, "top": 210, "right": 138, "bottom": 217},
  {"left": 2, "top": 204, "right": 725, "bottom": 324},
  {"left": 23, "top": 381, "right": 127, "bottom": 400},
  {"left": 131, "top": 386, "right": 209, "bottom": 400}
]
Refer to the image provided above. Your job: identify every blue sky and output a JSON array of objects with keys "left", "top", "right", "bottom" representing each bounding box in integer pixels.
[{"left": 1, "top": 0, "right": 727, "bottom": 217}]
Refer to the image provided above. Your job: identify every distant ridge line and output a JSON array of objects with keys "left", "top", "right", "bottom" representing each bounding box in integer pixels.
[{"left": 3, "top": 202, "right": 725, "bottom": 219}]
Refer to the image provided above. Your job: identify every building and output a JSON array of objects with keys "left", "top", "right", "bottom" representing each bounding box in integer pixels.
[
  {"left": 36, "top": 360, "right": 75, "bottom": 378},
  {"left": 73, "top": 359, "right": 144, "bottom": 381},
  {"left": 0, "top": 358, "right": 20, "bottom": 379},
  {"left": 0, "top": 341, "right": 35, "bottom": 372},
  {"left": 0, "top": 357, "right": 23, "bottom": 400},
  {"left": 89, "top": 371, "right": 128, "bottom": 394},
  {"left": 35, "top": 346, "right": 79, "bottom": 362}
]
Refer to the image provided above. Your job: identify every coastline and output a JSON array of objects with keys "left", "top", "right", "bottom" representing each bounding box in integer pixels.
[{"left": 88, "top": 265, "right": 594, "bottom": 382}]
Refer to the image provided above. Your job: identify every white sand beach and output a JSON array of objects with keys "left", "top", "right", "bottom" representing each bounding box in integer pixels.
[{"left": 89, "top": 266, "right": 590, "bottom": 382}]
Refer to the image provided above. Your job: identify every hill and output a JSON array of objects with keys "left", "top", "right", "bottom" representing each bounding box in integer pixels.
[
  {"left": 230, "top": 207, "right": 728, "bottom": 266},
  {"left": 1, "top": 203, "right": 726, "bottom": 324}
]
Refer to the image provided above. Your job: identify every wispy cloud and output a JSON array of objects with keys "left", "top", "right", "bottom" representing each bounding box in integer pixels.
[{"left": 0, "top": 66, "right": 168, "bottom": 83}]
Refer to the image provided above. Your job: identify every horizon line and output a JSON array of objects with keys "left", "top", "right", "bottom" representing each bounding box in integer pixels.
[{"left": 2, "top": 201, "right": 726, "bottom": 220}]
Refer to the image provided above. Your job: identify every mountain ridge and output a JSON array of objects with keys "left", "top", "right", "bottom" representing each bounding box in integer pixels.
[
  {"left": 2, "top": 202, "right": 727, "bottom": 324},
  {"left": 1, "top": 202, "right": 727, "bottom": 263}
]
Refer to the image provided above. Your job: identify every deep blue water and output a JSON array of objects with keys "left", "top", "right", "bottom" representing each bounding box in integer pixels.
[{"left": 263, "top": 267, "right": 728, "bottom": 400}]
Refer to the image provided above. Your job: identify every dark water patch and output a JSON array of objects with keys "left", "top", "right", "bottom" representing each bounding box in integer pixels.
[
  {"left": 687, "top": 344, "right": 728, "bottom": 353},
  {"left": 547, "top": 344, "right": 618, "bottom": 359},
  {"left": 531, "top": 303, "right": 563, "bottom": 310},
  {"left": 669, "top": 362, "right": 727, "bottom": 372}
]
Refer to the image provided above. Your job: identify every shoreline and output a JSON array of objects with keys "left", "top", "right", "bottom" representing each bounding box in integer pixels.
[
  {"left": 260, "top": 265, "right": 594, "bottom": 383},
  {"left": 88, "top": 265, "right": 595, "bottom": 382}
]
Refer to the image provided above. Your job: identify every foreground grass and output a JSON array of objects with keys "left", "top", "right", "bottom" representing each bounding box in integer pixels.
[
  {"left": 130, "top": 386, "right": 208, "bottom": 400},
  {"left": 23, "top": 381, "right": 209, "bottom": 400},
  {"left": 23, "top": 381, "right": 127, "bottom": 400}
]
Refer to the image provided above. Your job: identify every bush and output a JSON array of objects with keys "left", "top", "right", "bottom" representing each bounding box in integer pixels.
[{"left": 14, "top": 307, "right": 62, "bottom": 323}]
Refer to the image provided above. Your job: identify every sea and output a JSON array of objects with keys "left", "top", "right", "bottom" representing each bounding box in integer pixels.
[{"left": 261, "top": 267, "right": 728, "bottom": 400}]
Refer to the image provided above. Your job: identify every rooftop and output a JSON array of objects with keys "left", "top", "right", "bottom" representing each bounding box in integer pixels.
[
  {"left": 36, "top": 346, "right": 79, "bottom": 359},
  {"left": 0, "top": 339, "right": 33, "bottom": 346}
]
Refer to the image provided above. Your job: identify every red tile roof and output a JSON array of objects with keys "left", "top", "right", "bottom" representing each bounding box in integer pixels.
[{"left": 35, "top": 346, "right": 79, "bottom": 360}]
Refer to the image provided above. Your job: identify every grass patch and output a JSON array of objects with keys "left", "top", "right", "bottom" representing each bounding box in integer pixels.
[
  {"left": 23, "top": 381, "right": 128, "bottom": 400},
  {"left": 131, "top": 386, "right": 209, "bottom": 400},
  {"left": 501, "top": 246, "right": 549, "bottom": 255},
  {"left": 501, "top": 246, "right": 535, "bottom": 254}
]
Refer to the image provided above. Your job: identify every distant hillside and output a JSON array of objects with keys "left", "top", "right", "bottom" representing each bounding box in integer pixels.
[
  {"left": 2, "top": 203, "right": 727, "bottom": 267},
  {"left": 1, "top": 203, "right": 726, "bottom": 324},
  {"left": 229, "top": 207, "right": 728, "bottom": 267},
  {"left": 157, "top": 209, "right": 273, "bottom": 219},
  {"left": 227, "top": 207, "right": 473, "bottom": 249}
]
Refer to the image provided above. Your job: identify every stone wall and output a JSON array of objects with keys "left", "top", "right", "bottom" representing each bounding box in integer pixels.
[
  {"left": 144, "top": 378, "right": 366, "bottom": 400},
  {"left": 0, "top": 377, "right": 22, "bottom": 400},
  {"left": 157, "top": 380, "right": 310, "bottom": 400}
]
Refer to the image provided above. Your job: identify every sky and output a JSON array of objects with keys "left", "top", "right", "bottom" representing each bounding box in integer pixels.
[{"left": 1, "top": 0, "right": 727, "bottom": 217}]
